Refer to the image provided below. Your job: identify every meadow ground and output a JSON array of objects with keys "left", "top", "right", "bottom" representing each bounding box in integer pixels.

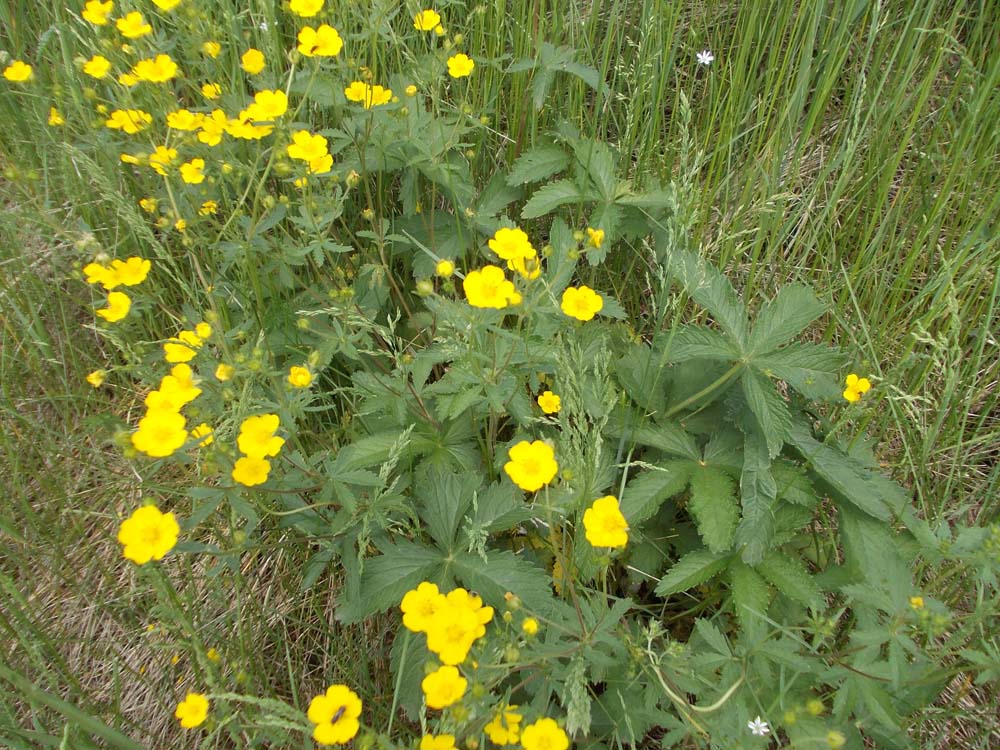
[{"left": 1, "top": 1, "right": 998, "bottom": 748}]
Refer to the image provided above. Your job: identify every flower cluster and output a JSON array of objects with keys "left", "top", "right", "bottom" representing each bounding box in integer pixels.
[
  {"left": 232, "top": 414, "right": 285, "bottom": 486},
  {"left": 84, "top": 256, "right": 151, "bottom": 323},
  {"left": 402, "top": 582, "right": 494, "bottom": 664}
]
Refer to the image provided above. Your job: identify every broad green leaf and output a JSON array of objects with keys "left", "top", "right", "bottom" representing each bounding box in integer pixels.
[
  {"left": 787, "top": 423, "right": 908, "bottom": 520},
  {"left": 521, "top": 179, "right": 587, "bottom": 219},
  {"left": 655, "top": 548, "right": 731, "bottom": 596},
  {"left": 734, "top": 418, "right": 778, "bottom": 565},
  {"left": 755, "top": 551, "right": 822, "bottom": 609},
  {"left": 452, "top": 549, "right": 558, "bottom": 615},
  {"left": 771, "top": 460, "right": 819, "bottom": 507},
  {"left": 620, "top": 461, "right": 692, "bottom": 525},
  {"left": 572, "top": 139, "right": 617, "bottom": 201},
  {"left": 728, "top": 560, "right": 772, "bottom": 633},
  {"left": 477, "top": 170, "right": 524, "bottom": 217},
  {"left": 753, "top": 343, "right": 846, "bottom": 400},
  {"left": 390, "top": 631, "right": 429, "bottom": 721},
  {"left": 741, "top": 370, "right": 792, "bottom": 458},
  {"left": 507, "top": 145, "right": 571, "bottom": 186},
  {"left": 417, "top": 468, "right": 480, "bottom": 551},
  {"left": 663, "top": 326, "right": 740, "bottom": 363},
  {"left": 839, "top": 505, "right": 912, "bottom": 602},
  {"left": 613, "top": 345, "right": 667, "bottom": 414},
  {"left": 545, "top": 216, "right": 579, "bottom": 296},
  {"left": 693, "top": 618, "right": 731, "bottom": 656},
  {"left": 747, "top": 284, "right": 826, "bottom": 354},
  {"left": 466, "top": 481, "right": 532, "bottom": 535},
  {"left": 335, "top": 540, "right": 443, "bottom": 623},
  {"left": 687, "top": 465, "right": 739, "bottom": 553},
  {"left": 605, "top": 408, "right": 700, "bottom": 460},
  {"left": 660, "top": 246, "right": 749, "bottom": 347}
]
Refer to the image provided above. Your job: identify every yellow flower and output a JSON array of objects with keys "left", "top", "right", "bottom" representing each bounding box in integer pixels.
[
  {"left": 48, "top": 107, "right": 65, "bottom": 126},
  {"left": 86, "top": 369, "right": 106, "bottom": 387},
  {"left": 421, "top": 665, "right": 467, "bottom": 709},
  {"left": 289, "top": 0, "right": 324, "bottom": 17},
  {"left": 503, "top": 440, "right": 558, "bottom": 492},
  {"left": 484, "top": 705, "right": 522, "bottom": 746},
  {"left": 286, "top": 130, "right": 329, "bottom": 163},
  {"left": 447, "top": 53, "right": 474, "bottom": 78},
  {"left": 405, "top": 84, "right": 418, "bottom": 96},
  {"left": 81, "top": 0, "right": 114, "bottom": 25},
  {"left": 109, "top": 256, "right": 151, "bottom": 286},
  {"left": 401, "top": 581, "right": 446, "bottom": 633},
  {"left": 520, "top": 718, "right": 569, "bottom": 750},
  {"left": 132, "top": 54, "right": 178, "bottom": 83},
  {"left": 201, "top": 41, "right": 221, "bottom": 58},
  {"left": 148, "top": 145, "right": 178, "bottom": 176},
  {"left": 153, "top": 0, "right": 182, "bottom": 9},
  {"left": 909, "top": 595, "right": 925, "bottom": 611},
  {"left": 232, "top": 456, "right": 271, "bottom": 486},
  {"left": 194, "top": 322, "right": 211, "bottom": 339},
  {"left": 307, "top": 685, "right": 362, "bottom": 745},
  {"left": 237, "top": 414, "right": 285, "bottom": 459},
  {"left": 198, "top": 109, "right": 228, "bottom": 146},
  {"left": 413, "top": 9, "right": 441, "bottom": 31},
  {"left": 116, "top": 11, "right": 152, "bottom": 38},
  {"left": 83, "top": 55, "right": 112, "bottom": 79},
  {"left": 199, "top": 200, "right": 218, "bottom": 216},
  {"left": 489, "top": 227, "right": 536, "bottom": 261},
  {"left": 586, "top": 227, "right": 605, "bottom": 248},
  {"left": 297, "top": 24, "right": 344, "bottom": 57},
  {"left": 174, "top": 219, "right": 188, "bottom": 232},
  {"left": 421, "top": 735, "right": 456, "bottom": 750},
  {"left": 344, "top": 81, "right": 392, "bottom": 108},
  {"left": 560, "top": 285, "right": 603, "bottom": 321},
  {"left": 435, "top": 259, "right": 455, "bottom": 277},
  {"left": 246, "top": 89, "right": 288, "bottom": 121},
  {"left": 180, "top": 158, "right": 206, "bottom": 184},
  {"left": 201, "top": 82, "right": 222, "bottom": 100},
  {"left": 96, "top": 291, "right": 131, "bottom": 322},
  {"left": 105, "top": 109, "right": 152, "bottom": 134},
  {"left": 163, "top": 329, "right": 203, "bottom": 363},
  {"left": 843, "top": 373, "right": 872, "bottom": 403},
  {"left": 118, "top": 504, "right": 180, "bottom": 564},
  {"left": 120, "top": 152, "right": 142, "bottom": 165},
  {"left": 84, "top": 262, "right": 116, "bottom": 289},
  {"left": 425, "top": 603, "right": 482, "bottom": 665},
  {"left": 463, "top": 265, "right": 520, "bottom": 309},
  {"left": 241, "top": 48, "right": 265, "bottom": 74},
  {"left": 3, "top": 61, "right": 33, "bottom": 82},
  {"left": 583, "top": 495, "right": 629, "bottom": 548},
  {"left": 434, "top": 24, "right": 445, "bottom": 36},
  {"left": 139, "top": 198, "right": 158, "bottom": 213},
  {"left": 118, "top": 72, "right": 138, "bottom": 87},
  {"left": 522, "top": 617, "right": 539, "bottom": 635},
  {"left": 537, "top": 391, "right": 560, "bottom": 414},
  {"left": 166, "top": 109, "right": 205, "bottom": 131},
  {"left": 174, "top": 692, "right": 209, "bottom": 729},
  {"left": 205, "top": 647, "right": 220, "bottom": 662},
  {"left": 287, "top": 366, "right": 313, "bottom": 388},
  {"left": 190, "top": 423, "right": 214, "bottom": 447},
  {"left": 215, "top": 363, "right": 234, "bottom": 381},
  {"left": 131, "top": 409, "right": 188, "bottom": 456}
]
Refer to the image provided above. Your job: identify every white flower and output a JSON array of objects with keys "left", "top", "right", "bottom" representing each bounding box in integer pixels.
[
  {"left": 696, "top": 49, "right": 715, "bottom": 66},
  {"left": 259, "top": 21, "right": 269, "bottom": 31},
  {"left": 747, "top": 716, "right": 770, "bottom": 737}
]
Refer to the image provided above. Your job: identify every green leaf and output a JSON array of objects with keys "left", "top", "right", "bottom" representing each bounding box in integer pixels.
[
  {"left": 335, "top": 540, "right": 443, "bottom": 623},
  {"left": 572, "top": 139, "right": 617, "bottom": 201},
  {"left": 521, "top": 179, "right": 587, "bottom": 219},
  {"left": 660, "top": 246, "right": 749, "bottom": 347},
  {"left": 747, "top": 284, "right": 826, "bottom": 354},
  {"left": 688, "top": 465, "right": 740, "bottom": 553},
  {"left": 771, "top": 460, "right": 819, "bottom": 507},
  {"left": 545, "top": 216, "right": 579, "bottom": 296},
  {"left": 477, "top": 171, "right": 524, "bottom": 217},
  {"left": 787, "top": 423, "right": 908, "bottom": 520},
  {"left": 465, "top": 481, "right": 532, "bottom": 535},
  {"left": 734, "top": 419, "right": 778, "bottom": 565},
  {"left": 693, "top": 618, "right": 731, "bottom": 656},
  {"left": 606, "top": 408, "right": 700, "bottom": 460},
  {"left": 620, "top": 461, "right": 692, "bottom": 525},
  {"left": 417, "top": 468, "right": 480, "bottom": 551},
  {"left": 507, "top": 145, "right": 571, "bottom": 186},
  {"left": 452, "top": 549, "right": 557, "bottom": 615},
  {"left": 755, "top": 551, "right": 822, "bottom": 609},
  {"left": 753, "top": 343, "right": 846, "bottom": 400},
  {"left": 655, "top": 548, "right": 731, "bottom": 597},
  {"left": 728, "top": 560, "right": 772, "bottom": 634},
  {"left": 664, "top": 326, "right": 740, "bottom": 363},
  {"left": 741, "top": 370, "right": 792, "bottom": 458}
]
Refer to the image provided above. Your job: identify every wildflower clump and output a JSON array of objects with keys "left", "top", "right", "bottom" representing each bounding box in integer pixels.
[
  {"left": 485, "top": 705, "right": 523, "bottom": 745},
  {"left": 232, "top": 414, "right": 285, "bottom": 486},
  {"left": 401, "top": 582, "right": 494, "bottom": 665}
]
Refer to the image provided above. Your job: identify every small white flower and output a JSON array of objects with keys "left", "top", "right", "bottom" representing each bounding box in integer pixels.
[
  {"left": 259, "top": 21, "right": 269, "bottom": 31},
  {"left": 747, "top": 716, "right": 770, "bottom": 737},
  {"left": 696, "top": 49, "right": 715, "bottom": 66}
]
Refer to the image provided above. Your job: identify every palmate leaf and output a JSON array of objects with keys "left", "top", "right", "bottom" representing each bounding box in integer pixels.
[
  {"left": 747, "top": 284, "right": 826, "bottom": 354},
  {"left": 572, "top": 138, "right": 617, "bottom": 201},
  {"left": 663, "top": 325, "right": 740, "bottom": 363},
  {"left": 687, "top": 465, "right": 739, "bottom": 553},
  {"left": 754, "top": 342, "right": 846, "bottom": 400},
  {"left": 655, "top": 548, "right": 731, "bottom": 597},
  {"left": 417, "top": 468, "right": 480, "bottom": 552},
  {"left": 452, "top": 549, "right": 559, "bottom": 616},
  {"left": 335, "top": 540, "right": 444, "bottom": 623},
  {"left": 660, "top": 246, "right": 749, "bottom": 348},
  {"left": 605, "top": 407, "right": 700, "bottom": 460},
  {"left": 620, "top": 461, "right": 692, "bottom": 525},
  {"left": 506, "top": 145, "right": 571, "bottom": 186}
]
